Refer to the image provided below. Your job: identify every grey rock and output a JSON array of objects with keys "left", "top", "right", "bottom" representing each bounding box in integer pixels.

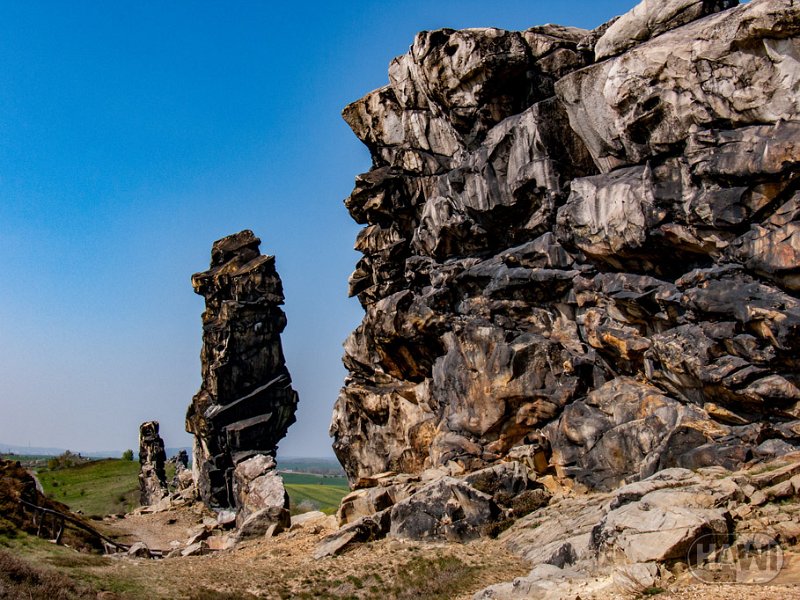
[
  {"left": 232, "top": 454, "right": 289, "bottom": 527},
  {"left": 389, "top": 477, "right": 499, "bottom": 542},
  {"left": 181, "top": 541, "right": 208, "bottom": 557},
  {"left": 334, "top": 0, "right": 800, "bottom": 551},
  {"left": 314, "top": 510, "right": 391, "bottom": 559},
  {"left": 289, "top": 510, "right": 327, "bottom": 529},
  {"left": 126, "top": 541, "right": 151, "bottom": 559},
  {"left": 595, "top": 0, "right": 739, "bottom": 61},
  {"left": 556, "top": 0, "right": 800, "bottom": 172},
  {"left": 233, "top": 506, "right": 291, "bottom": 541},
  {"left": 216, "top": 510, "right": 237, "bottom": 528}
]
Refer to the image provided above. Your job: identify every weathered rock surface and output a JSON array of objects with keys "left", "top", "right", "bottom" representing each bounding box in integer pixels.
[
  {"left": 169, "top": 450, "right": 194, "bottom": 492},
  {"left": 138, "top": 421, "right": 168, "bottom": 506},
  {"left": 186, "top": 230, "right": 297, "bottom": 512},
  {"left": 316, "top": 461, "right": 550, "bottom": 558},
  {"left": 594, "top": 0, "right": 738, "bottom": 61},
  {"left": 477, "top": 453, "right": 800, "bottom": 598},
  {"left": 333, "top": 0, "right": 800, "bottom": 503}
]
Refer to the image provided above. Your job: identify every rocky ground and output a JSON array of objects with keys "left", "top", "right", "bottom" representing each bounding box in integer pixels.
[
  {"left": 7, "top": 454, "right": 800, "bottom": 598},
  {"left": 84, "top": 470, "right": 800, "bottom": 600},
  {"left": 80, "top": 508, "right": 529, "bottom": 599}
]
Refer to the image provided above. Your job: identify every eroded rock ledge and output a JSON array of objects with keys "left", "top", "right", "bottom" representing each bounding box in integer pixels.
[{"left": 333, "top": 0, "right": 800, "bottom": 499}]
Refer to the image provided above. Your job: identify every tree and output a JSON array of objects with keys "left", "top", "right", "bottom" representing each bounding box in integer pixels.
[{"left": 122, "top": 449, "right": 134, "bottom": 461}]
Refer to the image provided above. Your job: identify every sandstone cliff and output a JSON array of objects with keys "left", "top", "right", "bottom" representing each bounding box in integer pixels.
[
  {"left": 332, "top": 0, "right": 800, "bottom": 496},
  {"left": 186, "top": 230, "right": 297, "bottom": 514}
]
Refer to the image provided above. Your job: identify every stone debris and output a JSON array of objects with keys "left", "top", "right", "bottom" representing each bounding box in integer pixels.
[
  {"left": 126, "top": 541, "right": 151, "bottom": 559},
  {"left": 477, "top": 453, "right": 800, "bottom": 598}
]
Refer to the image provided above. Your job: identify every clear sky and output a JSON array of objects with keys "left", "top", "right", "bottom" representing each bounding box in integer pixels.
[{"left": 0, "top": 0, "right": 637, "bottom": 458}]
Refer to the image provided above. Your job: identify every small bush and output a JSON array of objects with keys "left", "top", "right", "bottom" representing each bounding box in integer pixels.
[
  {"left": 121, "top": 449, "right": 134, "bottom": 461},
  {"left": 46, "top": 451, "right": 87, "bottom": 471}
]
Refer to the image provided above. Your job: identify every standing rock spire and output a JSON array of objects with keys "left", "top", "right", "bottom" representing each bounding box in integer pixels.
[
  {"left": 186, "top": 230, "right": 298, "bottom": 509},
  {"left": 138, "top": 420, "right": 168, "bottom": 506}
]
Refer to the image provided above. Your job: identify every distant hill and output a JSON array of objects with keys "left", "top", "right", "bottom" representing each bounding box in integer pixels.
[
  {"left": 0, "top": 443, "right": 192, "bottom": 461},
  {"left": 1, "top": 443, "right": 341, "bottom": 475},
  {"left": 0, "top": 443, "right": 71, "bottom": 456},
  {"left": 276, "top": 456, "right": 345, "bottom": 476}
]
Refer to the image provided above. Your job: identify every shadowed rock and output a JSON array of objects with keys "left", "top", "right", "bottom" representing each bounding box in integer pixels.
[
  {"left": 186, "top": 230, "right": 297, "bottom": 516},
  {"left": 333, "top": 0, "right": 800, "bottom": 495},
  {"left": 138, "top": 421, "right": 167, "bottom": 506}
]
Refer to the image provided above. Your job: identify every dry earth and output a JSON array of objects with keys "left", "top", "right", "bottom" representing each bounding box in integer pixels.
[
  {"left": 89, "top": 506, "right": 800, "bottom": 600},
  {"left": 91, "top": 506, "right": 530, "bottom": 599}
]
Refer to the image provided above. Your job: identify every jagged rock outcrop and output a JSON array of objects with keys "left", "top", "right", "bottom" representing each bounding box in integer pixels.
[
  {"left": 333, "top": 0, "right": 800, "bottom": 501},
  {"left": 138, "top": 421, "right": 168, "bottom": 506},
  {"left": 169, "top": 450, "right": 193, "bottom": 492},
  {"left": 186, "top": 230, "right": 297, "bottom": 518},
  {"left": 476, "top": 451, "right": 800, "bottom": 597}
]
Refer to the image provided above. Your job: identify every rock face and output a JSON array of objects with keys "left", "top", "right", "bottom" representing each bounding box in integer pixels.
[
  {"left": 333, "top": 0, "right": 800, "bottom": 496},
  {"left": 138, "top": 421, "right": 168, "bottom": 506},
  {"left": 186, "top": 230, "right": 298, "bottom": 510},
  {"left": 476, "top": 452, "right": 800, "bottom": 598}
]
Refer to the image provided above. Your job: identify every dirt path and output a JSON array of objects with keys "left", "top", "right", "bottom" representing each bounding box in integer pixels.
[{"left": 102, "top": 503, "right": 212, "bottom": 552}]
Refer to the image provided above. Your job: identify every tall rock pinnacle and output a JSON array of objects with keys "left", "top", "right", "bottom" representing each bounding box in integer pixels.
[{"left": 186, "top": 230, "right": 298, "bottom": 508}]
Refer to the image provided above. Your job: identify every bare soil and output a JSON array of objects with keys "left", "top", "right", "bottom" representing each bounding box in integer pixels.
[
  {"left": 88, "top": 505, "right": 530, "bottom": 599},
  {"left": 94, "top": 506, "right": 800, "bottom": 600}
]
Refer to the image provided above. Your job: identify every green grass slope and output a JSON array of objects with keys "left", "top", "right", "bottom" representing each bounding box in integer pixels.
[
  {"left": 285, "top": 484, "right": 350, "bottom": 515},
  {"left": 37, "top": 459, "right": 147, "bottom": 516},
  {"left": 282, "top": 472, "right": 350, "bottom": 515},
  {"left": 34, "top": 458, "right": 348, "bottom": 517}
]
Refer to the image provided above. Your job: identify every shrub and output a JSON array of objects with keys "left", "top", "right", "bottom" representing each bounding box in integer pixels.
[
  {"left": 46, "top": 451, "right": 87, "bottom": 471},
  {"left": 121, "top": 449, "right": 134, "bottom": 461}
]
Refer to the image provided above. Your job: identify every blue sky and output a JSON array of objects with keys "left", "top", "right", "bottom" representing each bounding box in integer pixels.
[{"left": 0, "top": 1, "right": 636, "bottom": 457}]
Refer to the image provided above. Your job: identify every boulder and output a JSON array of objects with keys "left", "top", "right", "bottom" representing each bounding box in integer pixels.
[
  {"left": 233, "top": 506, "right": 291, "bottom": 541},
  {"left": 389, "top": 477, "right": 499, "bottom": 542},
  {"left": 126, "top": 542, "right": 151, "bottom": 559},
  {"left": 314, "top": 510, "right": 391, "bottom": 559}
]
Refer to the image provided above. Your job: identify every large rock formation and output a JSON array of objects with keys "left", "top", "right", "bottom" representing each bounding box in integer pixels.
[
  {"left": 186, "top": 230, "right": 298, "bottom": 513},
  {"left": 138, "top": 421, "right": 168, "bottom": 506},
  {"left": 332, "top": 0, "right": 800, "bottom": 496}
]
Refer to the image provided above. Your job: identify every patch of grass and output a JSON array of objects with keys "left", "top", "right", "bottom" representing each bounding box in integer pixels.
[
  {"left": 482, "top": 518, "right": 515, "bottom": 539},
  {"left": 750, "top": 463, "right": 784, "bottom": 475},
  {"left": 641, "top": 586, "right": 666, "bottom": 596},
  {"left": 36, "top": 458, "right": 174, "bottom": 516},
  {"left": 189, "top": 589, "right": 260, "bottom": 600},
  {"left": 0, "top": 528, "right": 150, "bottom": 597},
  {"left": 285, "top": 482, "right": 350, "bottom": 515},
  {"left": 390, "top": 554, "right": 481, "bottom": 600},
  {"left": 0, "top": 548, "right": 98, "bottom": 599}
]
